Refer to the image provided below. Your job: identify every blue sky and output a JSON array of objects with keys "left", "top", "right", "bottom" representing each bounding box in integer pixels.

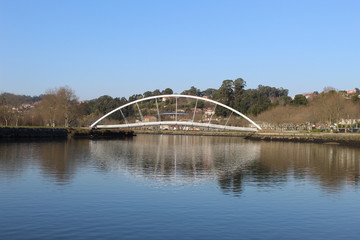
[{"left": 1, "top": 0, "right": 359, "bottom": 100}]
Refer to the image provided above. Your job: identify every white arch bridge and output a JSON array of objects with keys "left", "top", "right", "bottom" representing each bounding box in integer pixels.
[{"left": 90, "top": 94, "right": 262, "bottom": 132}]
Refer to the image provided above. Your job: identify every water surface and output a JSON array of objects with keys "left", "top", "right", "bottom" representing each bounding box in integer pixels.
[{"left": 1, "top": 135, "right": 360, "bottom": 239}]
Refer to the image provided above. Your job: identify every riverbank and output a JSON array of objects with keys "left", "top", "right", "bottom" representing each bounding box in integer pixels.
[
  {"left": 1, "top": 127, "right": 360, "bottom": 146},
  {"left": 135, "top": 129, "right": 360, "bottom": 146},
  {"left": 246, "top": 131, "right": 360, "bottom": 146},
  {"left": 70, "top": 128, "right": 135, "bottom": 139},
  {"left": 0, "top": 127, "right": 135, "bottom": 139}
]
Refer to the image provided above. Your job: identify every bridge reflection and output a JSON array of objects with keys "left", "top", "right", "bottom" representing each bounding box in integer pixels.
[
  {"left": 89, "top": 135, "right": 360, "bottom": 196},
  {"left": 90, "top": 135, "right": 260, "bottom": 190}
]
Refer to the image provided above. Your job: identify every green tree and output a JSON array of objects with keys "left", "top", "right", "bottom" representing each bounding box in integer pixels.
[
  {"left": 128, "top": 94, "right": 143, "bottom": 102},
  {"left": 233, "top": 78, "right": 246, "bottom": 112},
  {"left": 201, "top": 88, "right": 217, "bottom": 99},
  {"left": 161, "top": 88, "right": 173, "bottom": 95},
  {"left": 143, "top": 91, "right": 153, "bottom": 98},
  {"left": 244, "top": 88, "right": 271, "bottom": 116},
  {"left": 278, "top": 95, "right": 292, "bottom": 106},
  {"left": 182, "top": 86, "right": 201, "bottom": 96},
  {"left": 216, "top": 80, "right": 234, "bottom": 117},
  {"left": 292, "top": 94, "right": 308, "bottom": 105},
  {"left": 152, "top": 89, "right": 161, "bottom": 96}
]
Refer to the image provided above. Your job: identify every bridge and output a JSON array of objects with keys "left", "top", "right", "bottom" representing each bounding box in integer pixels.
[{"left": 90, "top": 94, "right": 262, "bottom": 132}]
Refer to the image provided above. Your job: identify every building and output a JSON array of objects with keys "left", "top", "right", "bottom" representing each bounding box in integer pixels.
[{"left": 347, "top": 89, "right": 360, "bottom": 96}]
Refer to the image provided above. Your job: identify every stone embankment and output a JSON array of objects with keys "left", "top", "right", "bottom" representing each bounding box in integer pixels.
[{"left": 0, "top": 127, "right": 135, "bottom": 139}]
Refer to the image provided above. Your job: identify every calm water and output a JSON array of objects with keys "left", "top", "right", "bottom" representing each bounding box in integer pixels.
[{"left": 1, "top": 135, "right": 360, "bottom": 240}]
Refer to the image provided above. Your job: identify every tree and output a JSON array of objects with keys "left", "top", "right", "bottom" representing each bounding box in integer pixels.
[
  {"left": 292, "top": 94, "right": 308, "bottom": 105},
  {"left": 39, "top": 92, "right": 58, "bottom": 127},
  {"left": 143, "top": 91, "right": 153, "bottom": 98},
  {"left": 233, "top": 78, "right": 246, "bottom": 112},
  {"left": 182, "top": 86, "right": 201, "bottom": 96},
  {"left": 152, "top": 89, "right": 161, "bottom": 96},
  {"left": 38, "top": 86, "right": 79, "bottom": 127},
  {"left": 56, "top": 87, "right": 78, "bottom": 127},
  {"left": 278, "top": 96, "right": 292, "bottom": 106},
  {"left": 201, "top": 88, "right": 217, "bottom": 99},
  {"left": 128, "top": 94, "right": 143, "bottom": 102},
  {"left": 245, "top": 89, "right": 271, "bottom": 116},
  {"left": 0, "top": 105, "right": 12, "bottom": 126},
  {"left": 236, "top": 86, "right": 276, "bottom": 116},
  {"left": 215, "top": 80, "right": 235, "bottom": 117},
  {"left": 311, "top": 91, "right": 346, "bottom": 124},
  {"left": 234, "top": 78, "right": 246, "bottom": 94},
  {"left": 161, "top": 88, "right": 173, "bottom": 95}
]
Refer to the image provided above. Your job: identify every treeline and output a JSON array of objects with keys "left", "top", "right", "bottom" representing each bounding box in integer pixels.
[
  {"left": 255, "top": 89, "right": 360, "bottom": 130},
  {"left": 0, "top": 87, "right": 79, "bottom": 127},
  {"left": 1, "top": 79, "right": 359, "bottom": 129},
  {"left": 210, "top": 78, "right": 289, "bottom": 116},
  {"left": 125, "top": 78, "right": 289, "bottom": 117},
  {"left": 0, "top": 92, "right": 42, "bottom": 106},
  {"left": 0, "top": 78, "right": 290, "bottom": 127}
]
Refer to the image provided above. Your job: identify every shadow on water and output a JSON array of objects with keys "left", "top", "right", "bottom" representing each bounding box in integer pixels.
[{"left": 1, "top": 135, "right": 360, "bottom": 195}]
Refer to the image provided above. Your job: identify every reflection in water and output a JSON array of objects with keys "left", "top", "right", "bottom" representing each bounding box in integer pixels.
[
  {"left": 0, "top": 139, "right": 91, "bottom": 185},
  {"left": 258, "top": 142, "right": 360, "bottom": 193},
  {"left": 1, "top": 135, "right": 360, "bottom": 195},
  {"left": 90, "top": 135, "right": 260, "bottom": 195},
  {"left": 89, "top": 135, "right": 360, "bottom": 196}
]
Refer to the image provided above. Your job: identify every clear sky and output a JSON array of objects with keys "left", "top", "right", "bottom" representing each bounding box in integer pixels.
[{"left": 1, "top": 0, "right": 359, "bottom": 100}]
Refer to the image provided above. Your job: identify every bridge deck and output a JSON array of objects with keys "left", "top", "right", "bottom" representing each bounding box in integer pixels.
[{"left": 95, "top": 121, "right": 258, "bottom": 132}]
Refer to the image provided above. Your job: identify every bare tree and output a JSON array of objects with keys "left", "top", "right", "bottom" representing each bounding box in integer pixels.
[
  {"left": 311, "top": 91, "right": 346, "bottom": 125},
  {"left": 56, "top": 87, "right": 78, "bottom": 127},
  {"left": 0, "top": 105, "right": 12, "bottom": 126},
  {"left": 37, "top": 86, "right": 79, "bottom": 127},
  {"left": 39, "top": 92, "right": 58, "bottom": 126}
]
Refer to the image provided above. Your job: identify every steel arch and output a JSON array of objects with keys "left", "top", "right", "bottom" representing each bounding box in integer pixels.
[{"left": 90, "top": 94, "right": 262, "bottom": 131}]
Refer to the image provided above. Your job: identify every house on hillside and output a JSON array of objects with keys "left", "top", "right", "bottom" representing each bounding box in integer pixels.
[
  {"left": 302, "top": 92, "right": 319, "bottom": 100},
  {"left": 347, "top": 89, "right": 360, "bottom": 96},
  {"left": 304, "top": 94, "right": 313, "bottom": 99}
]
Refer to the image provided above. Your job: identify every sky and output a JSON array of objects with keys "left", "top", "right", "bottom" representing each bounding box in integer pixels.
[{"left": 1, "top": 0, "right": 359, "bottom": 100}]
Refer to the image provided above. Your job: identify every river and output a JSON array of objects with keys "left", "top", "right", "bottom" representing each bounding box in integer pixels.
[{"left": 1, "top": 135, "right": 360, "bottom": 239}]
